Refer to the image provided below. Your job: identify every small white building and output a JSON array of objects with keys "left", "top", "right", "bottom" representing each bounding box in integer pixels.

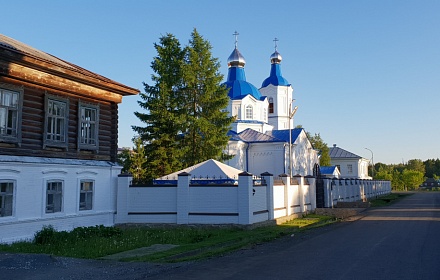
[{"left": 329, "top": 145, "right": 371, "bottom": 179}]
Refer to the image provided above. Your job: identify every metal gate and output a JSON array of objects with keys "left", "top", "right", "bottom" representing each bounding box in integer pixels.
[{"left": 313, "top": 163, "right": 325, "bottom": 208}]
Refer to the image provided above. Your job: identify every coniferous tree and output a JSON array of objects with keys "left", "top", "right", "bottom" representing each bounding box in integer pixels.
[
  {"left": 133, "top": 30, "right": 233, "bottom": 180},
  {"left": 181, "top": 29, "right": 234, "bottom": 166},
  {"left": 129, "top": 137, "right": 148, "bottom": 183},
  {"left": 133, "top": 34, "right": 186, "bottom": 179}
]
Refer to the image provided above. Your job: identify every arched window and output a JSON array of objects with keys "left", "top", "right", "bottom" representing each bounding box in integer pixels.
[
  {"left": 245, "top": 105, "right": 253, "bottom": 119},
  {"left": 268, "top": 97, "right": 274, "bottom": 113}
]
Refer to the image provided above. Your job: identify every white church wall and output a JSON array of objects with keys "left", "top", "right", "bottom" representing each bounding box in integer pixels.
[
  {"left": 0, "top": 158, "right": 120, "bottom": 243},
  {"left": 224, "top": 142, "right": 246, "bottom": 172},
  {"left": 248, "top": 143, "right": 285, "bottom": 176},
  {"left": 291, "top": 131, "right": 319, "bottom": 176}
]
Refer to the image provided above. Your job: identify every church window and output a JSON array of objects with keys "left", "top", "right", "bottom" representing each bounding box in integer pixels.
[
  {"left": 263, "top": 108, "right": 267, "bottom": 122},
  {"left": 268, "top": 97, "right": 274, "bottom": 113},
  {"left": 245, "top": 105, "right": 253, "bottom": 119}
]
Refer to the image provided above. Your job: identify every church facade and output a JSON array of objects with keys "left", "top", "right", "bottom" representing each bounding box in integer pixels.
[{"left": 223, "top": 37, "right": 319, "bottom": 177}]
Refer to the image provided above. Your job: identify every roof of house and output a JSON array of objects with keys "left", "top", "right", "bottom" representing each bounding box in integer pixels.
[
  {"left": 320, "top": 166, "right": 339, "bottom": 175},
  {"left": 0, "top": 34, "right": 139, "bottom": 97},
  {"left": 227, "top": 128, "right": 303, "bottom": 144},
  {"left": 267, "top": 128, "right": 303, "bottom": 143},
  {"left": 329, "top": 146, "right": 362, "bottom": 159}
]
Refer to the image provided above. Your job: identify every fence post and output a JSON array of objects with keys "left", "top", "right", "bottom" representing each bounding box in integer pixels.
[
  {"left": 238, "top": 171, "right": 253, "bottom": 225},
  {"left": 294, "top": 174, "right": 304, "bottom": 213},
  {"left": 261, "top": 172, "right": 274, "bottom": 220},
  {"left": 177, "top": 172, "right": 191, "bottom": 224},
  {"left": 279, "top": 174, "right": 290, "bottom": 216},
  {"left": 116, "top": 173, "right": 132, "bottom": 224}
]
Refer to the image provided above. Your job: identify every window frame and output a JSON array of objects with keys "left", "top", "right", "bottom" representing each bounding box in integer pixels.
[
  {"left": 78, "top": 102, "right": 99, "bottom": 151},
  {"left": 44, "top": 94, "right": 69, "bottom": 149},
  {"left": 245, "top": 104, "right": 253, "bottom": 120},
  {"left": 79, "top": 180, "right": 94, "bottom": 211},
  {"left": 0, "top": 83, "right": 23, "bottom": 145},
  {"left": 0, "top": 180, "right": 14, "bottom": 217},
  {"left": 45, "top": 180, "right": 63, "bottom": 214},
  {"left": 347, "top": 164, "right": 353, "bottom": 174}
]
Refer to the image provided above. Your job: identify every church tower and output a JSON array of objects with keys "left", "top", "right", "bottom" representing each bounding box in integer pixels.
[
  {"left": 223, "top": 32, "right": 272, "bottom": 133},
  {"left": 259, "top": 39, "right": 295, "bottom": 130}
]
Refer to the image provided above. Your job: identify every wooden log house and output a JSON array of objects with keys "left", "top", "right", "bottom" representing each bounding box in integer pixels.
[{"left": 0, "top": 34, "right": 139, "bottom": 243}]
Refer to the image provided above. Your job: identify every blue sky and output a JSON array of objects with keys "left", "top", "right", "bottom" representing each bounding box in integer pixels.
[{"left": 3, "top": 0, "right": 440, "bottom": 164}]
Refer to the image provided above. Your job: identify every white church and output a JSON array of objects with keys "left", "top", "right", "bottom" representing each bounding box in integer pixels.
[{"left": 223, "top": 35, "right": 319, "bottom": 177}]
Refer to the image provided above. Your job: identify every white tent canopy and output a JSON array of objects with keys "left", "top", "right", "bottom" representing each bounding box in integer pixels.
[{"left": 156, "top": 159, "right": 243, "bottom": 181}]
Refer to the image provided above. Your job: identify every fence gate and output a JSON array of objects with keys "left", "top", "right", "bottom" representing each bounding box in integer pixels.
[{"left": 313, "top": 164, "right": 325, "bottom": 208}]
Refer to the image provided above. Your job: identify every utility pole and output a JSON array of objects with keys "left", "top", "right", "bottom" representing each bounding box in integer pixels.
[{"left": 365, "top": 147, "right": 374, "bottom": 179}]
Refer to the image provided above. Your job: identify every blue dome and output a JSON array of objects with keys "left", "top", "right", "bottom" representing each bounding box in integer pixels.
[
  {"left": 224, "top": 79, "right": 262, "bottom": 100},
  {"left": 224, "top": 47, "right": 263, "bottom": 100},
  {"left": 261, "top": 50, "right": 290, "bottom": 87}
]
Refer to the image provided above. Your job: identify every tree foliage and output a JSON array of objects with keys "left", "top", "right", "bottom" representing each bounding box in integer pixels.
[
  {"left": 180, "top": 29, "right": 234, "bottom": 166},
  {"left": 372, "top": 159, "right": 431, "bottom": 190},
  {"left": 132, "top": 29, "right": 233, "bottom": 180},
  {"left": 305, "top": 131, "right": 330, "bottom": 167}
]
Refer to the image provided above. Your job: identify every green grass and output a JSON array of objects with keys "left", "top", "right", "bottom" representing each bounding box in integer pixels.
[
  {"left": 370, "top": 192, "right": 412, "bottom": 207},
  {"left": 0, "top": 214, "right": 335, "bottom": 262}
]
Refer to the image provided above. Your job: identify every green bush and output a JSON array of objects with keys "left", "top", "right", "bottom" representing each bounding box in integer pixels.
[{"left": 34, "top": 225, "right": 57, "bottom": 245}]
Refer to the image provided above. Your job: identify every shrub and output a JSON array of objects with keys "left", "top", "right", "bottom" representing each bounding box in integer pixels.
[{"left": 34, "top": 225, "right": 57, "bottom": 245}]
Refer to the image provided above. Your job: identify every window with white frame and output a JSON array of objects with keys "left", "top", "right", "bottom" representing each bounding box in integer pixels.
[
  {"left": 46, "top": 181, "right": 63, "bottom": 213},
  {"left": 347, "top": 164, "right": 353, "bottom": 174},
  {"left": 0, "top": 86, "right": 21, "bottom": 143},
  {"left": 45, "top": 95, "right": 68, "bottom": 148},
  {"left": 79, "top": 180, "right": 93, "bottom": 211},
  {"left": 0, "top": 181, "right": 13, "bottom": 217},
  {"left": 245, "top": 105, "right": 253, "bottom": 120},
  {"left": 78, "top": 104, "right": 99, "bottom": 150}
]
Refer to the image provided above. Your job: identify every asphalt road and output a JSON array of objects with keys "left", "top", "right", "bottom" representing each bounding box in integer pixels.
[
  {"left": 150, "top": 192, "right": 440, "bottom": 280},
  {"left": 1, "top": 192, "right": 439, "bottom": 280}
]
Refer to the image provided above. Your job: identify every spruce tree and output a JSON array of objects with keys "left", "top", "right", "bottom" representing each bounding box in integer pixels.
[
  {"left": 133, "top": 30, "right": 233, "bottom": 179},
  {"left": 133, "top": 34, "right": 186, "bottom": 179},
  {"left": 181, "top": 29, "right": 234, "bottom": 166}
]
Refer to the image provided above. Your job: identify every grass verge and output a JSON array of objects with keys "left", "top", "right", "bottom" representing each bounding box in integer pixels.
[
  {"left": 0, "top": 214, "right": 335, "bottom": 262},
  {"left": 370, "top": 192, "right": 412, "bottom": 207}
]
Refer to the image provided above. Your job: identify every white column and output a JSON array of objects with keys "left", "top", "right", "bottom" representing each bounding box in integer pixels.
[
  {"left": 177, "top": 172, "right": 191, "bottom": 224},
  {"left": 238, "top": 171, "right": 253, "bottom": 224},
  {"left": 262, "top": 172, "right": 274, "bottom": 220},
  {"left": 115, "top": 173, "right": 132, "bottom": 224}
]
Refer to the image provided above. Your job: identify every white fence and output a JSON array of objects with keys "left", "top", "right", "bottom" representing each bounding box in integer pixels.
[
  {"left": 116, "top": 172, "right": 316, "bottom": 225},
  {"left": 115, "top": 173, "right": 392, "bottom": 226},
  {"left": 320, "top": 178, "right": 392, "bottom": 208}
]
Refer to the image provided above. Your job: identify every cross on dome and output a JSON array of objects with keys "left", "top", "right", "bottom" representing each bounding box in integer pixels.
[
  {"left": 233, "top": 31, "right": 239, "bottom": 48},
  {"left": 273, "top": 37, "right": 279, "bottom": 51}
]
